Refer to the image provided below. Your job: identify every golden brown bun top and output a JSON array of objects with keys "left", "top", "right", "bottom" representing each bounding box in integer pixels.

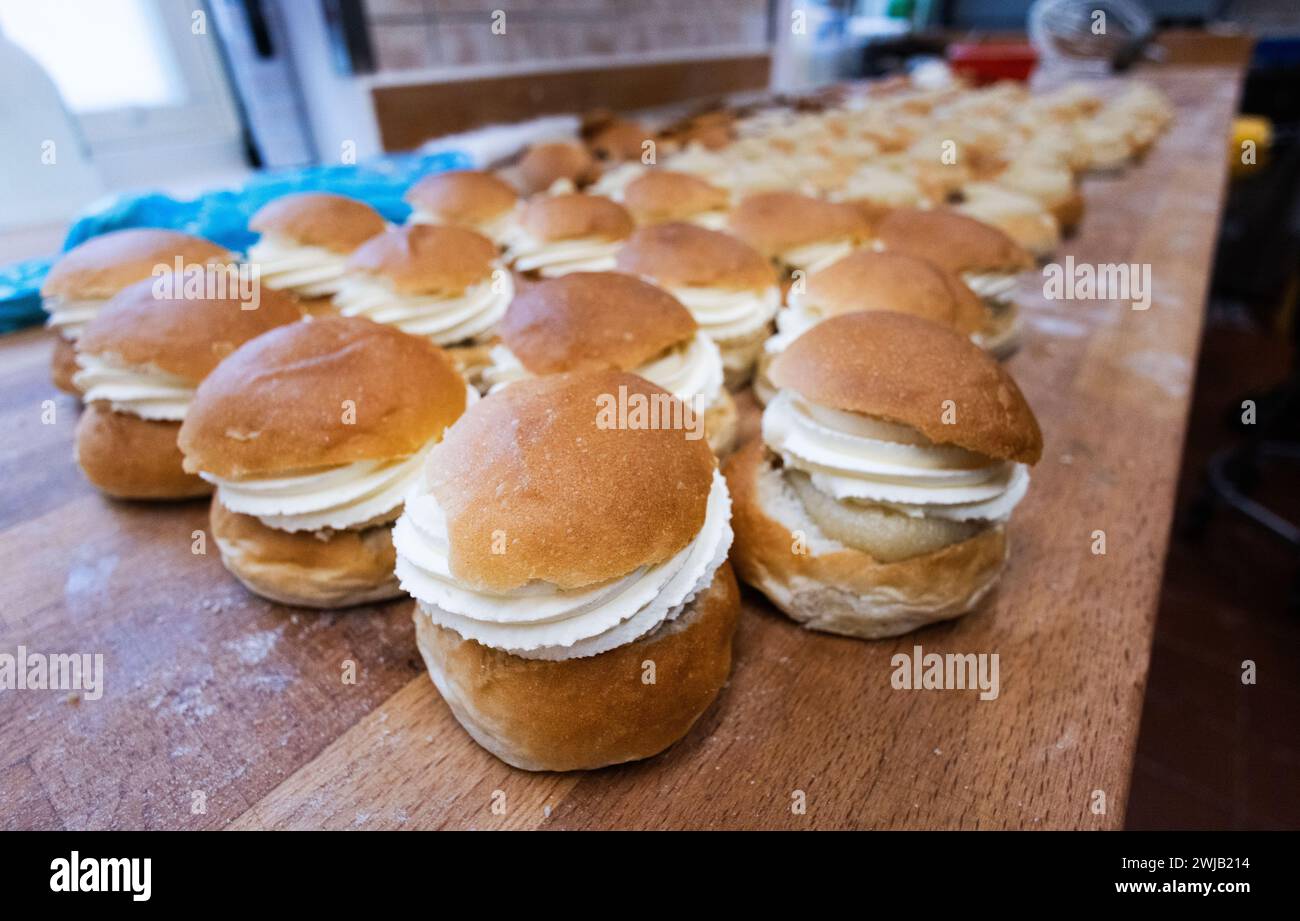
[
  {"left": 587, "top": 120, "right": 654, "bottom": 162},
  {"left": 180, "top": 317, "right": 467, "bottom": 479},
  {"left": 499, "top": 272, "right": 696, "bottom": 375},
  {"left": 249, "top": 192, "right": 387, "bottom": 253},
  {"left": 403, "top": 169, "right": 518, "bottom": 224},
  {"left": 804, "top": 250, "right": 986, "bottom": 336},
  {"left": 78, "top": 276, "right": 304, "bottom": 383},
  {"left": 769, "top": 312, "right": 1042, "bottom": 464},
  {"left": 518, "top": 141, "right": 598, "bottom": 194},
  {"left": 622, "top": 170, "right": 730, "bottom": 223},
  {"left": 519, "top": 193, "right": 633, "bottom": 243},
  {"left": 42, "top": 229, "right": 231, "bottom": 300},
  {"left": 615, "top": 222, "right": 776, "bottom": 292},
  {"left": 425, "top": 370, "right": 715, "bottom": 592},
  {"left": 726, "top": 191, "right": 871, "bottom": 256},
  {"left": 873, "top": 207, "right": 1033, "bottom": 274},
  {"left": 662, "top": 109, "right": 736, "bottom": 150},
  {"left": 346, "top": 224, "right": 498, "bottom": 295}
]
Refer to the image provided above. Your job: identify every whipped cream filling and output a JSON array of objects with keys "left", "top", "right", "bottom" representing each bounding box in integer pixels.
[
  {"left": 780, "top": 238, "right": 857, "bottom": 273},
  {"left": 334, "top": 272, "right": 511, "bottom": 344},
  {"left": 764, "top": 390, "right": 1029, "bottom": 522},
  {"left": 44, "top": 295, "right": 106, "bottom": 340},
  {"left": 666, "top": 145, "right": 792, "bottom": 194},
  {"left": 636, "top": 331, "right": 726, "bottom": 409},
  {"left": 73, "top": 353, "right": 194, "bottom": 420},
  {"left": 508, "top": 235, "right": 623, "bottom": 277},
  {"left": 666, "top": 284, "right": 780, "bottom": 344},
  {"left": 997, "top": 162, "right": 1073, "bottom": 206},
  {"left": 589, "top": 162, "right": 647, "bottom": 198},
  {"left": 248, "top": 236, "right": 352, "bottom": 298},
  {"left": 396, "top": 469, "right": 733, "bottom": 660},
  {"left": 208, "top": 439, "right": 431, "bottom": 533},
  {"left": 687, "top": 210, "right": 730, "bottom": 231},
  {"left": 207, "top": 387, "right": 476, "bottom": 532},
  {"left": 832, "top": 166, "right": 927, "bottom": 207},
  {"left": 765, "top": 294, "right": 821, "bottom": 354},
  {"left": 407, "top": 204, "right": 520, "bottom": 248},
  {"left": 962, "top": 271, "right": 1019, "bottom": 307},
  {"left": 482, "top": 331, "right": 725, "bottom": 411}
]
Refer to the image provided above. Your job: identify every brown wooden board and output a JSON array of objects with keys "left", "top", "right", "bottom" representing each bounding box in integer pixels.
[
  {"left": 372, "top": 53, "right": 772, "bottom": 151},
  {"left": 0, "top": 66, "right": 1240, "bottom": 829}
]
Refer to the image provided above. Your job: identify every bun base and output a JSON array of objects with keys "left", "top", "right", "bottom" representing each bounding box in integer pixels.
[
  {"left": 75, "top": 403, "right": 211, "bottom": 500},
  {"left": 724, "top": 440, "right": 1008, "bottom": 639},
  {"left": 51, "top": 335, "right": 81, "bottom": 396},
  {"left": 210, "top": 497, "right": 402, "bottom": 609},
  {"left": 414, "top": 561, "right": 740, "bottom": 772}
]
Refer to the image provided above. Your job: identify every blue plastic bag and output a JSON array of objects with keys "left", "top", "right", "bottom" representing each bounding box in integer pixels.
[{"left": 1, "top": 149, "right": 471, "bottom": 334}]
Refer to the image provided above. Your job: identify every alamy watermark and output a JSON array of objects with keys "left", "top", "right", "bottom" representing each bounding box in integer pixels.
[
  {"left": 0, "top": 646, "right": 103, "bottom": 700},
  {"left": 1043, "top": 256, "right": 1151, "bottom": 310},
  {"left": 50, "top": 852, "right": 150, "bottom": 901},
  {"left": 594, "top": 384, "right": 706, "bottom": 441},
  {"left": 890, "top": 644, "right": 1000, "bottom": 701},
  {"left": 152, "top": 259, "right": 261, "bottom": 310}
]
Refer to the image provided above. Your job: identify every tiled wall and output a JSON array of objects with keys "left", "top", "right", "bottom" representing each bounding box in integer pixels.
[{"left": 363, "top": 0, "right": 772, "bottom": 73}]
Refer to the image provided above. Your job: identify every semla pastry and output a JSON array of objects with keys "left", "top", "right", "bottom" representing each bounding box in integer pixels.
[
  {"left": 507, "top": 192, "right": 633, "bottom": 278},
  {"left": 398, "top": 370, "right": 739, "bottom": 771},
  {"left": 517, "top": 140, "right": 599, "bottom": 195},
  {"left": 247, "top": 192, "right": 387, "bottom": 313},
  {"left": 74, "top": 274, "right": 303, "bottom": 500},
  {"left": 725, "top": 312, "right": 1042, "bottom": 639},
  {"left": 41, "top": 228, "right": 232, "bottom": 394},
  {"left": 755, "top": 248, "right": 1000, "bottom": 403},
  {"left": 615, "top": 221, "right": 780, "bottom": 389},
  {"left": 334, "top": 223, "right": 511, "bottom": 377},
  {"left": 620, "top": 169, "right": 731, "bottom": 228},
  {"left": 872, "top": 208, "right": 1033, "bottom": 356},
  {"left": 179, "top": 317, "right": 469, "bottom": 608},
  {"left": 403, "top": 169, "right": 521, "bottom": 247},
  {"left": 481, "top": 272, "right": 737, "bottom": 455},
  {"left": 726, "top": 190, "right": 871, "bottom": 274}
]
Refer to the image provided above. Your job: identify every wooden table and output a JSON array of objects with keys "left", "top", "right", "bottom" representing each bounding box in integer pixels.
[{"left": 0, "top": 65, "right": 1242, "bottom": 830}]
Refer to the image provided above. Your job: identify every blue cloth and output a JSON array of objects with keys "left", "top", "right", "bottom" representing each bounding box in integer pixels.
[{"left": 0, "top": 149, "right": 471, "bottom": 334}]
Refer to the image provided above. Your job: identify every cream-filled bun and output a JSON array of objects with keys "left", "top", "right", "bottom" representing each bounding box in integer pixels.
[
  {"left": 333, "top": 223, "right": 511, "bottom": 360},
  {"left": 179, "top": 317, "right": 469, "bottom": 608},
  {"left": 725, "top": 311, "right": 1042, "bottom": 639},
  {"left": 757, "top": 250, "right": 1003, "bottom": 402},
  {"left": 955, "top": 182, "right": 1060, "bottom": 261},
  {"left": 398, "top": 370, "right": 739, "bottom": 771},
  {"left": 587, "top": 119, "right": 655, "bottom": 163},
  {"left": 873, "top": 207, "right": 1033, "bottom": 352},
  {"left": 482, "top": 272, "right": 736, "bottom": 455},
  {"left": 830, "top": 164, "right": 931, "bottom": 227},
  {"left": 507, "top": 192, "right": 633, "bottom": 278},
  {"left": 726, "top": 191, "right": 871, "bottom": 275},
  {"left": 615, "top": 222, "right": 780, "bottom": 388},
  {"left": 518, "top": 140, "right": 599, "bottom": 195},
  {"left": 994, "top": 157, "right": 1085, "bottom": 233},
  {"left": 247, "top": 192, "right": 387, "bottom": 310},
  {"left": 403, "top": 169, "right": 520, "bottom": 246},
  {"left": 73, "top": 275, "right": 303, "bottom": 500},
  {"left": 41, "top": 229, "right": 232, "bottom": 392},
  {"left": 620, "top": 170, "right": 731, "bottom": 228}
]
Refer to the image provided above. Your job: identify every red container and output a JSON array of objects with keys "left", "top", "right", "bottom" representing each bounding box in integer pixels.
[{"left": 946, "top": 42, "right": 1039, "bottom": 85}]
